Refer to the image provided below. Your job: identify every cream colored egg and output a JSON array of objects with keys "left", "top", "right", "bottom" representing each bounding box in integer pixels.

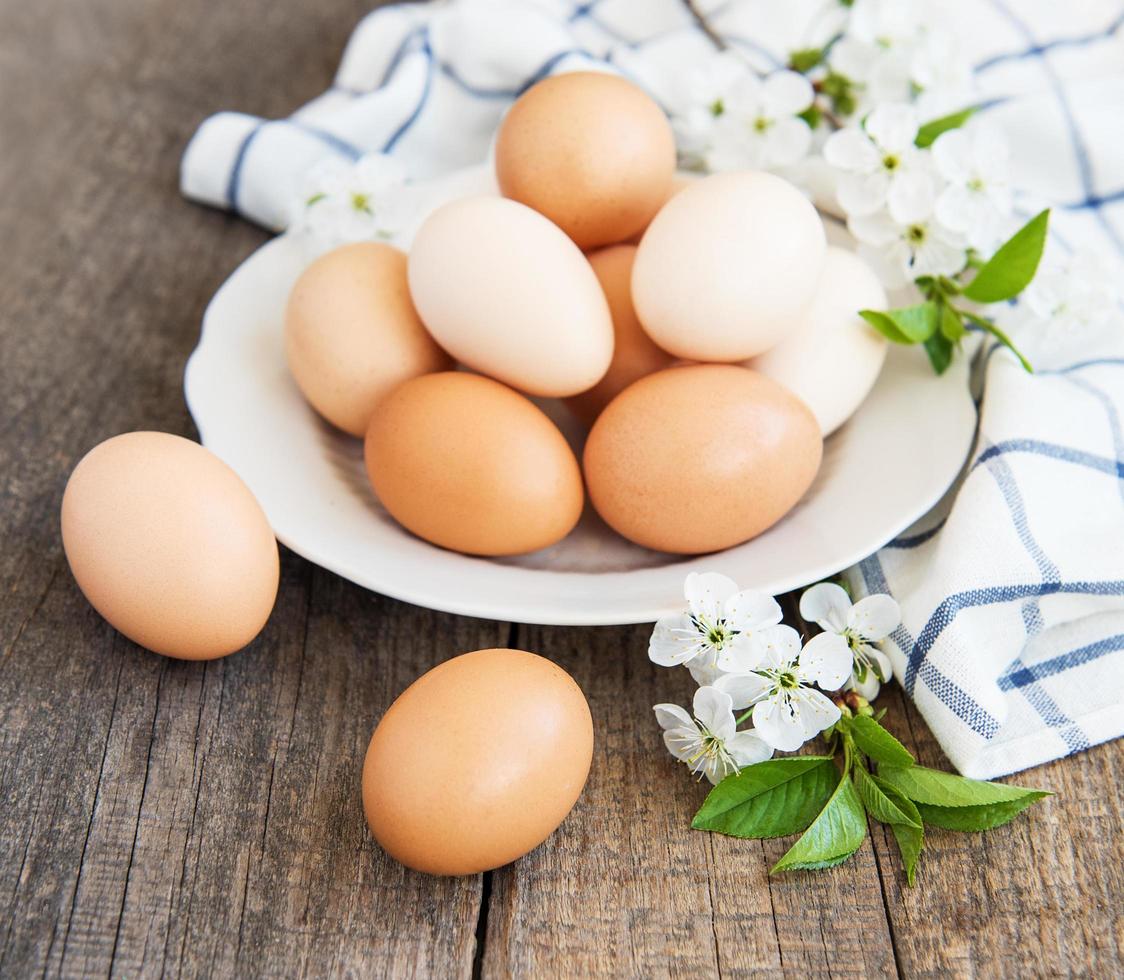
[
  {"left": 284, "top": 242, "right": 452, "bottom": 437},
  {"left": 747, "top": 247, "right": 888, "bottom": 436},
  {"left": 407, "top": 196, "right": 613, "bottom": 397},
  {"left": 60, "top": 432, "right": 279, "bottom": 660},
  {"left": 632, "top": 171, "right": 826, "bottom": 361}
]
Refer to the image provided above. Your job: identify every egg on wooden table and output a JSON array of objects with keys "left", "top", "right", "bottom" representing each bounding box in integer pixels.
[
  {"left": 632, "top": 171, "right": 826, "bottom": 361},
  {"left": 563, "top": 244, "right": 675, "bottom": 426},
  {"left": 60, "top": 432, "right": 279, "bottom": 660},
  {"left": 747, "top": 247, "right": 889, "bottom": 436},
  {"left": 407, "top": 196, "right": 613, "bottom": 397},
  {"left": 583, "top": 365, "right": 822, "bottom": 554},
  {"left": 495, "top": 71, "right": 676, "bottom": 249},
  {"left": 362, "top": 648, "right": 594, "bottom": 876},
  {"left": 284, "top": 242, "right": 452, "bottom": 437},
  {"left": 364, "top": 372, "right": 584, "bottom": 556}
]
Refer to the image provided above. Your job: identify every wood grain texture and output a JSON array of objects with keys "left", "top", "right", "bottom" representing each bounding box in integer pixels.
[{"left": 0, "top": 0, "right": 1121, "bottom": 977}]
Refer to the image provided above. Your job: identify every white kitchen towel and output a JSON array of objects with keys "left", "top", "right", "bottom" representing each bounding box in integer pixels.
[{"left": 181, "top": 0, "right": 1124, "bottom": 779}]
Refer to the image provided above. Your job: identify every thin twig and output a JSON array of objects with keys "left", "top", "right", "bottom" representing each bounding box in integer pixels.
[{"left": 682, "top": 0, "right": 727, "bottom": 50}]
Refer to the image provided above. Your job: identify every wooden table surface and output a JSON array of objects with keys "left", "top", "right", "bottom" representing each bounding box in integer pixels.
[{"left": 2, "top": 1, "right": 1121, "bottom": 976}]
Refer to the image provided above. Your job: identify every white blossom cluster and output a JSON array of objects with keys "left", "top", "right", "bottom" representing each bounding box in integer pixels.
[{"left": 651, "top": 573, "right": 901, "bottom": 784}]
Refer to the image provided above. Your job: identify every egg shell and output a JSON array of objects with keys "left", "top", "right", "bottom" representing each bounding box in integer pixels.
[
  {"left": 583, "top": 365, "right": 822, "bottom": 554},
  {"left": 284, "top": 242, "right": 452, "bottom": 437},
  {"left": 362, "top": 648, "right": 594, "bottom": 876},
  {"left": 407, "top": 196, "right": 614, "bottom": 397},
  {"left": 623, "top": 172, "right": 700, "bottom": 246},
  {"left": 748, "top": 247, "right": 888, "bottom": 436},
  {"left": 563, "top": 244, "right": 675, "bottom": 425},
  {"left": 495, "top": 71, "right": 676, "bottom": 250},
  {"left": 60, "top": 432, "right": 279, "bottom": 660},
  {"left": 364, "top": 372, "right": 584, "bottom": 556},
  {"left": 632, "top": 171, "right": 827, "bottom": 361}
]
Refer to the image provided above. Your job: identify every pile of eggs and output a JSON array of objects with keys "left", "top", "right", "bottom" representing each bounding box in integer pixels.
[
  {"left": 286, "top": 72, "right": 888, "bottom": 558},
  {"left": 57, "top": 71, "right": 891, "bottom": 878}
]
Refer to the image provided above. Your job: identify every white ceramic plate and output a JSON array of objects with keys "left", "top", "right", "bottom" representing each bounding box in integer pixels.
[{"left": 185, "top": 166, "right": 976, "bottom": 625}]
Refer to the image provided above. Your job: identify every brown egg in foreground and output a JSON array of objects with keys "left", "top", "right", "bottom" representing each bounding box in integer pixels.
[
  {"left": 285, "top": 242, "right": 452, "bottom": 437},
  {"left": 563, "top": 244, "right": 675, "bottom": 425},
  {"left": 495, "top": 71, "right": 676, "bottom": 249},
  {"left": 362, "top": 648, "right": 594, "bottom": 876},
  {"left": 364, "top": 372, "right": 584, "bottom": 556},
  {"left": 60, "top": 432, "right": 279, "bottom": 660},
  {"left": 583, "top": 365, "right": 823, "bottom": 554}
]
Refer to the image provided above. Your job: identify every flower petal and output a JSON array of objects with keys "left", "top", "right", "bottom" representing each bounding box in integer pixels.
[
  {"left": 931, "top": 127, "right": 971, "bottom": 182},
  {"left": 687, "top": 657, "right": 726, "bottom": 688},
  {"left": 766, "top": 117, "right": 813, "bottom": 167},
  {"left": 797, "top": 631, "right": 853, "bottom": 690},
  {"left": 752, "top": 696, "right": 811, "bottom": 752},
  {"left": 792, "top": 688, "right": 843, "bottom": 739},
  {"left": 865, "top": 103, "right": 920, "bottom": 153},
  {"left": 653, "top": 703, "right": 693, "bottom": 732},
  {"left": 662, "top": 726, "right": 702, "bottom": 763},
  {"left": 798, "top": 582, "right": 852, "bottom": 631},
  {"left": 761, "top": 69, "right": 814, "bottom": 115},
  {"left": 715, "top": 632, "right": 764, "bottom": 673},
  {"left": 864, "top": 643, "right": 894, "bottom": 684},
  {"left": 693, "top": 686, "right": 736, "bottom": 741},
  {"left": 684, "top": 572, "right": 740, "bottom": 623},
  {"left": 727, "top": 730, "right": 774, "bottom": 767},
  {"left": 847, "top": 669, "right": 883, "bottom": 701},
  {"left": 911, "top": 230, "right": 967, "bottom": 278},
  {"left": 824, "top": 127, "right": 881, "bottom": 174},
  {"left": 648, "top": 614, "right": 705, "bottom": 667},
  {"left": 723, "top": 590, "right": 783, "bottom": 633},
  {"left": 748, "top": 624, "right": 802, "bottom": 671},
  {"left": 848, "top": 593, "right": 902, "bottom": 641},
  {"left": 836, "top": 171, "right": 891, "bottom": 217},
  {"left": 713, "top": 671, "right": 772, "bottom": 710},
  {"left": 887, "top": 170, "right": 936, "bottom": 225}
]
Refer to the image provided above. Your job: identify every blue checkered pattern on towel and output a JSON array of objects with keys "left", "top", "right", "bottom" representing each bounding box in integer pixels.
[{"left": 180, "top": 0, "right": 1124, "bottom": 778}]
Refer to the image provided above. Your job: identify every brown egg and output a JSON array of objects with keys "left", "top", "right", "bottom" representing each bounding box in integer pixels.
[
  {"left": 364, "top": 372, "right": 584, "bottom": 555},
  {"left": 60, "top": 432, "right": 279, "bottom": 660},
  {"left": 494, "top": 71, "right": 676, "bottom": 249},
  {"left": 583, "top": 365, "right": 822, "bottom": 554},
  {"left": 563, "top": 245, "right": 674, "bottom": 425},
  {"left": 285, "top": 242, "right": 452, "bottom": 437},
  {"left": 362, "top": 648, "right": 594, "bottom": 875}
]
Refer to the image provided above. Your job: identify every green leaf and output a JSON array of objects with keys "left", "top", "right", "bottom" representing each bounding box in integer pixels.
[
  {"left": 914, "top": 106, "right": 978, "bottom": 148},
  {"left": 692, "top": 756, "right": 838, "bottom": 839},
  {"left": 878, "top": 765, "right": 1050, "bottom": 808},
  {"left": 853, "top": 766, "right": 921, "bottom": 828},
  {"left": 916, "top": 796, "right": 1048, "bottom": 832},
  {"left": 849, "top": 716, "right": 916, "bottom": 768},
  {"left": 860, "top": 302, "right": 939, "bottom": 345},
  {"left": 771, "top": 774, "right": 868, "bottom": 873},
  {"left": 864, "top": 775, "right": 925, "bottom": 885},
  {"left": 789, "top": 47, "right": 824, "bottom": 72},
  {"left": 860, "top": 310, "right": 913, "bottom": 344},
  {"left": 963, "top": 209, "right": 1050, "bottom": 303},
  {"left": 963, "top": 312, "right": 1034, "bottom": 373},
  {"left": 940, "top": 304, "right": 966, "bottom": 342},
  {"left": 924, "top": 332, "right": 954, "bottom": 374},
  {"left": 798, "top": 104, "right": 822, "bottom": 129}
]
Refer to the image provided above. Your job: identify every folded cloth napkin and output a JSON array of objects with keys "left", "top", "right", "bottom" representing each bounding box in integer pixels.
[{"left": 181, "top": 0, "right": 1124, "bottom": 779}]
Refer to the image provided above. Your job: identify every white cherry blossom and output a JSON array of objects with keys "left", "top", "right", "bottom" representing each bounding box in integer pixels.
[
  {"left": 708, "top": 625, "right": 851, "bottom": 752},
  {"left": 290, "top": 152, "right": 408, "bottom": 256},
  {"left": 824, "top": 104, "right": 935, "bottom": 222},
  {"left": 800, "top": 582, "right": 901, "bottom": 700},
  {"left": 668, "top": 51, "right": 753, "bottom": 169},
  {"left": 654, "top": 686, "right": 773, "bottom": 784},
  {"left": 932, "top": 127, "right": 1014, "bottom": 252},
  {"left": 848, "top": 202, "right": 967, "bottom": 288},
  {"left": 648, "top": 572, "right": 783, "bottom": 673},
  {"left": 704, "top": 70, "right": 815, "bottom": 171}
]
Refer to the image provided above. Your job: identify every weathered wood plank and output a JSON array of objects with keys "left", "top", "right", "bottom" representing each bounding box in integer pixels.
[
  {"left": 873, "top": 685, "right": 1123, "bottom": 978},
  {"left": 483, "top": 623, "right": 898, "bottom": 978}
]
